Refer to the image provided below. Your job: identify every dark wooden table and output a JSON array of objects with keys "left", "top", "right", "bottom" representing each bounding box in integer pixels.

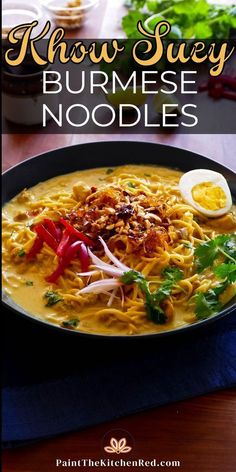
[{"left": 2, "top": 1, "right": 236, "bottom": 470}]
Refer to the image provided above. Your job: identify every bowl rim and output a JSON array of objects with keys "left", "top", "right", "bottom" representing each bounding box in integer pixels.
[
  {"left": 42, "top": 0, "right": 99, "bottom": 13},
  {"left": 2, "top": 2, "right": 42, "bottom": 26},
  {"left": 2, "top": 140, "right": 236, "bottom": 339}
]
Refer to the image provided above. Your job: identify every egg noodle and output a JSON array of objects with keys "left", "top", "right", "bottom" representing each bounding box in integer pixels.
[{"left": 2, "top": 165, "right": 236, "bottom": 335}]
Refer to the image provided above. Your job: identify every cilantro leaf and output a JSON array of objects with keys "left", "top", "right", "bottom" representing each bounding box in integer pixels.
[
  {"left": 214, "top": 263, "right": 236, "bottom": 283},
  {"left": 195, "top": 234, "right": 236, "bottom": 272},
  {"left": 145, "top": 303, "right": 167, "bottom": 324},
  {"left": 18, "top": 249, "right": 25, "bottom": 257},
  {"left": 195, "top": 235, "right": 227, "bottom": 271},
  {"left": 154, "top": 279, "right": 173, "bottom": 303},
  {"left": 194, "top": 290, "right": 221, "bottom": 320},
  {"left": 194, "top": 281, "right": 229, "bottom": 320},
  {"left": 121, "top": 266, "right": 183, "bottom": 324},
  {"left": 162, "top": 266, "right": 183, "bottom": 282},
  {"left": 44, "top": 291, "right": 63, "bottom": 307},
  {"left": 121, "top": 269, "right": 144, "bottom": 285},
  {"left": 122, "top": 10, "right": 148, "bottom": 38}
]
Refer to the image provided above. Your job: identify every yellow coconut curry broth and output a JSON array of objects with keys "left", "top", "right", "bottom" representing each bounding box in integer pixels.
[{"left": 2, "top": 165, "right": 236, "bottom": 335}]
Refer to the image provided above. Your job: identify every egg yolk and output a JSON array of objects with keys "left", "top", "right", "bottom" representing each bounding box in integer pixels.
[{"left": 192, "top": 182, "right": 227, "bottom": 211}]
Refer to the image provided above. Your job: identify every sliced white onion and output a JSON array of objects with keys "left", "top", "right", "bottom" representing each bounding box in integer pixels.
[
  {"left": 87, "top": 248, "right": 124, "bottom": 278},
  {"left": 87, "top": 248, "right": 107, "bottom": 267},
  {"left": 98, "top": 237, "right": 130, "bottom": 272},
  {"left": 107, "top": 287, "right": 118, "bottom": 307},
  {"left": 120, "top": 286, "right": 125, "bottom": 309},
  {"left": 76, "top": 270, "right": 101, "bottom": 277},
  {"left": 78, "top": 279, "right": 121, "bottom": 295}
]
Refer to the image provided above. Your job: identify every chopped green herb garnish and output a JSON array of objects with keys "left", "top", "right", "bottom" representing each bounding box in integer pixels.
[
  {"left": 26, "top": 281, "right": 33, "bottom": 286},
  {"left": 193, "top": 281, "right": 229, "bottom": 320},
  {"left": 44, "top": 291, "right": 63, "bottom": 307},
  {"left": 152, "top": 267, "right": 183, "bottom": 306},
  {"left": 162, "top": 266, "right": 183, "bottom": 282},
  {"left": 193, "top": 234, "right": 236, "bottom": 319},
  {"left": 214, "top": 263, "right": 236, "bottom": 283},
  {"left": 106, "top": 168, "right": 114, "bottom": 175},
  {"left": 18, "top": 249, "right": 25, "bottom": 257},
  {"left": 194, "top": 290, "right": 221, "bottom": 320},
  {"left": 144, "top": 173, "right": 151, "bottom": 177},
  {"left": 127, "top": 182, "right": 136, "bottom": 189},
  {"left": 62, "top": 319, "right": 79, "bottom": 329},
  {"left": 121, "top": 269, "right": 166, "bottom": 323},
  {"left": 121, "top": 270, "right": 143, "bottom": 285},
  {"left": 195, "top": 234, "right": 236, "bottom": 272},
  {"left": 121, "top": 266, "right": 183, "bottom": 324}
]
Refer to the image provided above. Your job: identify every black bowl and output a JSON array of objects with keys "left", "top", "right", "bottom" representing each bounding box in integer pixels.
[{"left": 2, "top": 141, "right": 236, "bottom": 339}]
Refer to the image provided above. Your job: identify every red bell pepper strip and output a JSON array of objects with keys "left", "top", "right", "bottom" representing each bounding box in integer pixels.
[
  {"left": 26, "top": 236, "right": 43, "bottom": 259},
  {"left": 46, "top": 258, "right": 66, "bottom": 283},
  {"left": 43, "top": 219, "right": 62, "bottom": 242},
  {"left": 57, "top": 230, "right": 71, "bottom": 257},
  {"left": 59, "top": 218, "right": 94, "bottom": 247},
  {"left": 34, "top": 224, "right": 58, "bottom": 252}
]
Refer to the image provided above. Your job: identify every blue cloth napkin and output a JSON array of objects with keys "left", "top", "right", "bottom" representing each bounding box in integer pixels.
[{"left": 2, "top": 307, "right": 236, "bottom": 447}]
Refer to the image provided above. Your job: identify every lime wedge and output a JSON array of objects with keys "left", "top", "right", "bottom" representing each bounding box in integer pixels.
[
  {"left": 153, "top": 86, "right": 181, "bottom": 114},
  {"left": 106, "top": 86, "right": 147, "bottom": 109}
]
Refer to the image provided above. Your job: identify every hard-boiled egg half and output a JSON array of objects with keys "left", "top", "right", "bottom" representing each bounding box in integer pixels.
[{"left": 179, "top": 169, "right": 232, "bottom": 217}]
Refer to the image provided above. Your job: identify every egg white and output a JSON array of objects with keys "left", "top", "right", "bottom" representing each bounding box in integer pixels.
[{"left": 179, "top": 169, "right": 232, "bottom": 217}]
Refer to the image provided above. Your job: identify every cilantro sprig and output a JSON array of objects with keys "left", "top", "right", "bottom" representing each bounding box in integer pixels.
[
  {"left": 122, "top": 0, "right": 236, "bottom": 39},
  {"left": 121, "top": 266, "right": 183, "bottom": 324},
  {"left": 194, "top": 288, "right": 222, "bottom": 321},
  {"left": 195, "top": 234, "right": 236, "bottom": 273},
  {"left": 214, "top": 263, "right": 236, "bottom": 283},
  {"left": 193, "top": 234, "right": 236, "bottom": 320}
]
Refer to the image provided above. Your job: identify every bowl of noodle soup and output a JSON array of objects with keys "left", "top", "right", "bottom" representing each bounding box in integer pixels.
[{"left": 2, "top": 141, "right": 236, "bottom": 338}]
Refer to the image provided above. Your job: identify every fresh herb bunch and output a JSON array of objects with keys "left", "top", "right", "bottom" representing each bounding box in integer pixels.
[
  {"left": 121, "top": 266, "right": 183, "bottom": 324},
  {"left": 122, "top": 0, "right": 236, "bottom": 39},
  {"left": 195, "top": 234, "right": 236, "bottom": 273},
  {"left": 193, "top": 234, "right": 236, "bottom": 320}
]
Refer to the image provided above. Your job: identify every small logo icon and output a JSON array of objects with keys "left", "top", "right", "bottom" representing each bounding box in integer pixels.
[{"left": 104, "top": 437, "right": 132, "bottom": 454}]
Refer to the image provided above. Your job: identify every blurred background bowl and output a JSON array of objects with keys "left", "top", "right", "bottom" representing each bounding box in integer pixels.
[
  {"left": 42, "top": 0, "right": 99, "bottom": 29},
  {"left": 2, "top": 0, "right": 42, "bottom": 39}
]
